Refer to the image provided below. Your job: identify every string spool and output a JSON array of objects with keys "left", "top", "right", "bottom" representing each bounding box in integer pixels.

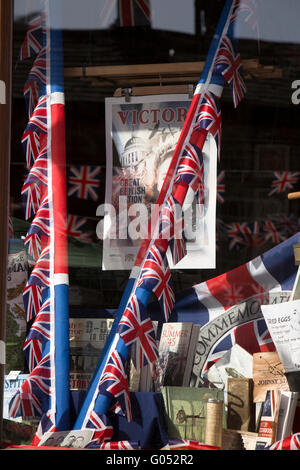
[{"left": 205, "top": 398, "right": 223, "bottom": 448}]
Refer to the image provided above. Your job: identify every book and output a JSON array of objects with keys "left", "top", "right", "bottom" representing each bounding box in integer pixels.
[
  {"left": 227, "top": 378, "right": 255, "bottom": 432},
  {"left": 275, "top": 391, "right": 299, "bottom": 441},
  {"left": 69, "top": 317, "right": 113, "bottom": 390},
  {"left": 154, "top": 322, "right": 200, "bottom": 391},
  {"left": 255, "top": 389, "right": 281, "bottom": 450},
  {"left": 161, "top": 386, "right": 226, "bottom": 444}
]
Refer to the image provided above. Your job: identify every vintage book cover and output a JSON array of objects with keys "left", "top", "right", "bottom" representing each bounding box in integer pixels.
[
  {"left": 227, "top": 378, "right": 255, "bottom": 431},
  {"left": 255, "top": 389, "right": 281, "bottom": 450},
  {"left": 69, "top": 317, "right": 113, "bottom": 390},
  {"left": 252, "top": 351, "right": 290, "bottom": 402},
  {"left": 154, "top": 322, "right": 200, "bottom": 391},
  {"left": 161, "top": 386, "right": 226, "bottom": 444}
]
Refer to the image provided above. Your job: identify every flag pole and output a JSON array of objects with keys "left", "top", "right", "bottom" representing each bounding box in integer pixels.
[
  {"left": 47, "top": 0, "right": 70, "bottom": 430},
  {"left": 73, "top": 0, "right": 236, "bottom": 429}
]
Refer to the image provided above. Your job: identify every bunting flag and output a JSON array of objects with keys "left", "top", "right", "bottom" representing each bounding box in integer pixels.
[
  {"left": 268, "top": 171, "right": 300, "bottom": 196},
  {"left": 118, "top": 0, "right": 151, "bottom": 27},
  {"left": 9, "top": 0, "right": 71, "bottom": 441},
  {"left": 67, "top": 165, "right": 101, "bottom": 201},
  {"left": 217, "top": 170, "right": 225, "bottom": 203},
  {"left": 72, "top": 0, "right": 253, "bottom": 436}
]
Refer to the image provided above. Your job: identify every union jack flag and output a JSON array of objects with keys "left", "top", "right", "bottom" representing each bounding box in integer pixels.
[
  {"left": 23, "top": 299, "right": 51, "bottom": 371},
  {"left": 168, "top": 438, "right": 220, "bottom": 450},
  {"left": 215, "top": 35, "right": 246, "bottom": 107},
  {"left": 28, "top": 244, "right": 50, "bottom": 288},
  {"left": 31, "top": 413, "right": 58, "bottom": 447},
  {"left": 24, "top": 80, "right": 39, "bottom": 118},
  {"left": 138, "top": 243, "right": 175, "bottom": 321},
  {"left": 25, "top": 95, "right": 48, "bottom": 134},
  {"left": 226, "top": 221, "right": 251, "bottom": 250},
  {"left": 268, "top": 171, "right": 299, "bottom": 196},
  {"left": 26, "top": 152, "right": 48, "bottom": 187},
  {"left": 268, "top": 433, "right": 300, "bottom": 451},
  {"left": 174, "top": 136, "right": 205, "bottom": 206},
  {"left": 27, "top": 193, "right": 50, "bottom": 238},
  {"left": 117, "top": 294, "right": 158, "bottom": 369},
  {"left": 247, "top": 220, "right": 265, "bottom": 248},
  {"left": 118, "top": 0, "right": 151, "bottom": 27},
  {"left": 195, "top": 92, "right": 222, "bottom": 158},
  {"left": 9, "top": 353, "right": 51, "bottom": 418},
  {"left": 160, "top": 195, "right": 186, "bottom": 265},
  {"left": 99, "top": 350, "right": 132, "bottom": 421},
  {"left": 217, "top": 170, "right": 225, "bottom": 203},
  {"left": 27, "top": 46, "right": 48, "bottom": 88},
  {"left": 68, "top": 165, "right": 101, "bottom": 201},
  {"left": 94, "top": 441, "right": 141, "bottom": 450},
  {"left": 263, "top": 220, "right": 286, "bottom": 244},
  {"left": 269, "top": 213, "right": 300, "bottom": 237},
  {"left": 21, "top": 180, "right": 46, "bottom": 220},
  {"left": 85, "top": 411, "right": 114, "bottom": 444},
  {"left": 24, "top": 233, "right": 42, "bottom": 266},
  {"left": 23, "top": 337, "right": 42, "bottom": 373},
  {"left": 67, "top": 214, "right": 92, "bottom": 242},
  {"left": 23, "top": 284, "right": 43, "bottom": 322},
  {"left": 238, "top": 0, "right": 259, "bottom": 34},
  {"left": 19, "top": 15, "right": 44, "bottom": 61},
  {"left": 22, "top": 130, "right": 40, "bottom": 169}
]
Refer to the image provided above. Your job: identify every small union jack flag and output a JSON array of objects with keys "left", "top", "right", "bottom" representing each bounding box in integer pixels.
[
  {"left": 215, "top": 35, "right": 246, "bottom": 107},
  {"left": 23, "top": 337, "right": 42, "bottom": 373},
  {"left": 99, "top": 350, "right": 132, "bottom": 421},
  {"left": 22, "top": 130, "right": 40, "bottom": 169},
  {"left": 117, "top": 294, "right": 158, "bottom": 369},
  {"left": 195, "top": 92, "right": 222, "bottom": 158},
  {"left": 160, "top": 195, "right": 186, "bottom": 265},
  {"left": 174, "top": 137, "right": 204, "bottom": 206},
  {"left": 238, "top": 0, "right": 259, "bottom": 35},
  {"left": 118, "top": 0, "right": 151, "bottom": 27},
  {"left": 24, "top": 233, "right": 42, "bottom": 267},
  {"left": 26, "top": 151, "right": 48, "bottom": 187},
  {"left": 25, "top": 95, "right": 48, "bottom": 135},
  {"left": 23, "top": 299, "right": 51, "bottom": 371},
  {"left": 23, "top": 284, "right": 43, "bottom": 322},
  {"left": 269, "top": 213, "right": 300, "bottom": 237},
  {"left": 268, "top": 171, "right": 299, "bottom": 196},
  {"left": 27, "top": 46, "right": 48, "bottom": 88},
  {"left": 68, "top": 165, "right": 101, "bottom": 201},
  {"left": 138, "top": 243, "right": 174, "bottom": 321},
  {"left": 9, "top": 353, "right": 51, "bottom": 418},
  {"left": 85, "top": 411, "right": 114, "bottom": 445},
  {"left": 21, "top": 180, "right": 46, "bottom": 220},
  {"left": 27, "top": 243, "right": 50, "bottom": 288},
  {"left": 217, "top": 170, "right": 225, "bottom": 203},
  {"left": 28, "top": 193, "right": 50, "bottom": 238},
  {"left": 262, "top": 220, "right": 286, "bottom": 244},
  {"left": 19, "top": 15, "right": 44, "bottom": 61},
  {"left": 226, "top": 221, "right": 251, "bottom": 250},
  {"left": 67, "top": 214, "right": 93, "bottom": 242},
  {"left": 24, "top": 79, "right": 39, "bottom": 118}
]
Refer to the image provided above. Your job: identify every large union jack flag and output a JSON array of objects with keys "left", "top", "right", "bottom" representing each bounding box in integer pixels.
[{"left": 117, "top": 294, "right": 158, "bottom": 369}]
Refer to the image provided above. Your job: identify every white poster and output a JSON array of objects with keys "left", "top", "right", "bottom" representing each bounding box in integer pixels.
[{"left": 101, "top": 94, "right": 216, "bottom": 270}]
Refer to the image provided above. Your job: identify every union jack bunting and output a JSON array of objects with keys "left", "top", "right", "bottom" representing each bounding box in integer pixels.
[
  {"left": 24, "top": 233, "right": 42, "bottom": 266},
  {"left": 21, "top": 180, "right": 46, "bottom": 220},
  {"left": 22, "top": 129, "right": 41, "bottom": 170},
  {"left": 99, "top": 350, "right": 132, "bottom": 421},
  {"left": 118, "top": 0, "right": 151, "bottom": 27},
  {"left": 27, "top": 193, "right": 50, "bottom": 238},
  {"left": 215, "top": 35, "right": 246, "bottom": 107},
  {"left": 68, "top": 165, "right": 101, "bottom": 201},
  {"left": 28, "top": 244, "right": 50, "bottom": 288},
  {"left": 239, "top": 0, "right": 259, "bottom": 35},
  {"left": 269, "top": 213, "right": 300, "bottom": 237},
  {"left": 23, "top": 284, "right": 43, "bottom": 322},
  {"left": 27, "top": 46, "right": 48, "bottom": 88},
  {"left": 25, "top": 95, "right": 48, "bottom": 134},
  {"left": 160, "top": 195, "right": 186, "bottom": 265},
  {"left": 194, "top": 92, "right": 222, "bottom": 158},
  {"left": 226, "top": 221, "right": 251, "bottom": 250},
  {"left": 263, "top": 219, "right": 286, "bottom": 244},
  {"left": 217, "top": 170, "right": 225, "bottom": 203},
  {"left": 67, "top": 214, "right": 93, "bottom": 242},
  {"left": 138, "top": 243, "right": 175, "bottom": 321},
  {"left": 26, "top": 152, "right": 48, "bottom": 187},
  {"left": 117, "top": 294, "right": 158, "bottom": 369},
  {"left": 268, "top": 171, "right": 300, "bottom": 196},
  {"left": 19, "top": 15, "right": 45, "bottom": 61}
]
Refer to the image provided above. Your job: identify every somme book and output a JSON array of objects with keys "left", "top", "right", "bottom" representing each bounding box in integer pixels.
[
  {"left": 69, "top": 317, "right": 113, "bottom": 390},
  {"left": 154, "top": 322, "right": 200, "bottom": 391},
  {"left": 161, "top": 386, "right": 226, "bottom": 443}
]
